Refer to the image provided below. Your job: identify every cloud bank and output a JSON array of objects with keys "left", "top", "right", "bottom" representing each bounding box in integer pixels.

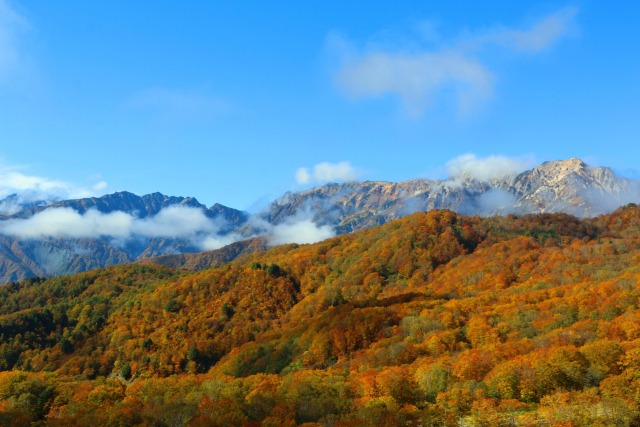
[
  {"left": 0, "top": 208, "right": 133, "bottom": 239},
  {"left": 332, "top": 7, "right": 578, "bottom": 116},
  {"left": 0, "top": 204, "right": 336, "bottom": 250},
  {"left": 296, "top": 161, "right": 361, "bottom": 185},
  {"left": 0, "top": 205, "right": 221, "bottom": 241},
  {"left": 0, "top": 159, "right": 338, "bottom": 250}
]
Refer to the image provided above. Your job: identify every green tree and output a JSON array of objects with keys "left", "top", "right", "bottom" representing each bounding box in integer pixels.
[{"left": 120, "top": 362, "right": 132, "bottom": 380}]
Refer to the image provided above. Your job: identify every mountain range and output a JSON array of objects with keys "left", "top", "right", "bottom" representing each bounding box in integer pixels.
[{"left": 0, "top": 158, "right": 638, "bottom": 284}]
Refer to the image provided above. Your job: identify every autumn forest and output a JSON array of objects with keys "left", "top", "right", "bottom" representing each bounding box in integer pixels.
[{"left": 2, "top": 206, "right": 640, "bottom": 426}]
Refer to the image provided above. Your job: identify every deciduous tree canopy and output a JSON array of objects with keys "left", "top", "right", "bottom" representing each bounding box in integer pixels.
[{"left": 2, "top": 207, "right": 640, "bottom": 425}]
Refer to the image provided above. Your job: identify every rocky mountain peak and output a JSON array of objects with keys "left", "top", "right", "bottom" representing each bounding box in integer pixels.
[
  {"left": 509, "top": 159, "right": 638, "bottom": 216},
  {"left": 544, "top": 157, "right": 587, "bottom": 170},
  {"left": 524, "top": 158, "right": 590, "bottom": 182},
  {"left": 517, "top": 158, "right": 619, "bottom": 190}
]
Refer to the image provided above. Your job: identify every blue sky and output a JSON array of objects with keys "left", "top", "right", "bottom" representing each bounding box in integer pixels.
[{"left": 0, "top": 1, "right": 638, "bottom": 211}]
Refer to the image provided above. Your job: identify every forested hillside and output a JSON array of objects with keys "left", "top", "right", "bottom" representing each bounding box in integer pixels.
[{"left": 1, "top": 206, "right": 640, "bottom": 425}]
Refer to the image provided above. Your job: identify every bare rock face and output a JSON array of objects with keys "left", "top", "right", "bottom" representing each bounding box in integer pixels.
[
  {"left": 266, "top": 180, "right": 438, "bottom": 233},
  {"left": 510, "top": 159, "right": 640, "bottom": 216},
  {"left": 263, "top": 159, "right": 639, "bottom": 233}
]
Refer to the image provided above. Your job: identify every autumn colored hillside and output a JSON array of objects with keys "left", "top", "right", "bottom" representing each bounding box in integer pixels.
[{"left": 2, "top": 206, "right": 640, "bottom": 426}]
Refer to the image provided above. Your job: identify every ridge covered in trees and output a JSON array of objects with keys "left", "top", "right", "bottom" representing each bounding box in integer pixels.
[{"left": 1, "top": 205, "right": 640, "bottom": 425}]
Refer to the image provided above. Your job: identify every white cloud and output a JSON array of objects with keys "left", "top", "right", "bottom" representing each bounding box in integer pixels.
[
  {"left": 0, "top": 0, "right": 27, "bottom": 83},
  {"left": 479, "top": 7, "right": 579, "bottom": 53},
  {"left": 0, "top": 208, "right": 133, "bottom": 239},
  {"left": 0, "top": 205, "right": 230, "bottom": 243},
  {"left": 295, "top": 167, "right": 312, "bottom": 184},
  {"left": 0, "top": 199, "right": 335, "bottom": 250},
  {"left": 246, "top": 210, "right": 336, "bottom": 247},
  {"left": 476, "top": 189, "right": 518, "bottom": 215},
  {"left": 446, "top": 153, "right": 535, "bottom": 181},
  {"left": 0, "top": 163, "right": 109, "bottom": 208},
  {"left": 0, "top": 170, "right": 87, "bottom": 197},
  {"left": 132, "top": 205, "right": 217, "bottom": 238},
  {"left": 200, "top": 234, "right": 243, "bottom": 251},
  {"left": 332, "top": 7, "right": 578, "bottom": 116},
  {"left": 337, "top": 50, "right": 493, "bottom": 116},
  {"left": 268, "top": 219, "right": 335, "bottom": 246},
  {"left": 92, "top": 181, "right": 108, "bottom": 192},
  {"left": 295, "top": 161, "right": 361, "bottom": 185}
]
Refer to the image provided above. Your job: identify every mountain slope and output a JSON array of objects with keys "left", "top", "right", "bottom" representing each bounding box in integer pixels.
[
  {"left": 137, "top": 236, "right": 268, "bottom": 270},
  {"left": 1, "top": 207, "right": 640, "bottom": 424}
]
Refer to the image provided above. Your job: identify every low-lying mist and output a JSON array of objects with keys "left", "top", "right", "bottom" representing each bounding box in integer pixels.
[{"left": 0, "top": 204, "right": 336, "bottom": 252}]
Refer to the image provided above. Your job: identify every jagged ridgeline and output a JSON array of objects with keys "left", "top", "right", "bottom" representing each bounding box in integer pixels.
[
  {"left": 1, "top": 206, "right": 640, "bottom": 425},
  {"left": 1, "top": 158, "right": 639, "bottom": 285},
  {"left": 0, "top": 192, "right": 249, "bottom": 284}
]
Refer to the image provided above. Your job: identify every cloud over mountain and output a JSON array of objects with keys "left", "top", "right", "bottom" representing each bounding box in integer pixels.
[
  {"left": 296, "top": 161, "right": 361, "bottom": 185},
  {"left": 446, "top": 153, "right": 535, "bottom": 181},
  {"left": 0, "top": 163, "right": 109, "bottom": 213},
  {"left": 268, "top": 217, "right": 335, "bottom": 246},
  {"left": 0, "top": 202, "right": 336, "bottom": 252},
  {"left": 0, "top": 205, "right": 222, "bottom": 241}
]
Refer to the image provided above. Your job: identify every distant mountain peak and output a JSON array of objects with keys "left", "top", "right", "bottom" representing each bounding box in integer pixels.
[
  {"left": 520, "top": 158, "right": 617, "bottom": 185},
  {"left": 525, "top": 158, "right": 589, "bottom": 177}
]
